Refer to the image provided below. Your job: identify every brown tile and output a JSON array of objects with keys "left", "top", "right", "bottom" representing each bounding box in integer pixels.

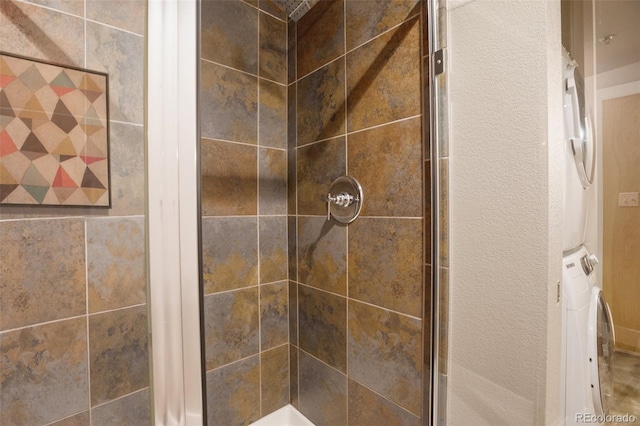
[
  {"left": 261, "top": 344, "right": 290, "bottom": 416},
  {"left": 91, "top": 388, "right": 150, "bottom": 425},
  {"left": 259, "top": 216, "right": 288, "bottom": 283},
  {"left": 204, "top": 288, "right": 259, "bottom": 370},
  {"left": 289, "top": 280, "right": 298, "bottom": 345},
  {"left": 259, "top": 12, "right": 287, "bottom": 83},
  {"left": 297, "top": 60, "right": 346, "bottom": 145},
  {"left": 21, "top": 0, "right": 83, "bottom": 16},
  {"left": 298, "top": 351, "right": 347, "bottom": 426},
  {"left": 108, "top": 122, "right": 145, "bottom": 216},
  {"left": 346, "top": 16, "right": 420, "bottom": 132},
  {"left": 200, "top": 61, "right": 258, "bottom": 144},
  {"left": 87, "top": 217, "right": 146, "bottom": 313},
  {"left": 259, "top": 148, "right": 287, "bottom": 214},
  {"left": 421, "top": 0, "right": 429, "bottom": 54},
  {"left": 287, "top": 84, "right": 297, "bottom": 213},
  {"left": 422, "top": 55, "right": 431, "bottom": 159},
  {"left": 348, "top": 379, "right": 421, "bottom": 426},
  {"left": 0, "top": 1, "right": 84, "bottom": 68},
  {"left": 206, "top": 356, "right": 260, "bottom": 425},
  {"left": 259, "top": 80, "right": 287, "bottom": 149},
  {"left": 201, "top": 139, "right": 257, "bottom": 216},
  {"left": 349, "top": 218, "right": 423, "bottom": 317},
  {"left": 288, "top": 20, "right": 297, "bottom": 84},
  {"left": 202, "top": 217, "right": 258, "bottom": 294},
  {"left": 49, "top": 411, "right": 90, "bottom": 426},
  {"left": 260, "top": 281, "right": 289, "bottom": 350},
  {"left": 298, "top": 285, "right": 346, "bottom": 372},
  {"left": 288, "top": 217, "right": 298, "bottom": 282},
  {"left": 297, "top": 216, "right": 346, "bottom": 295},
  {"left": 87, "top": 0, "right": 145, "bottom": 35},
  {"left": 346, "top": 0, "right": 420, "bottom": 50},
  {"left": 439, "top": 158, "right": 449, "bottom": 267},
  {"left": 348, "top": 300, "right": 422, "bottom": 415},
  {"left": 348, "top": 117, "right": 423, "bottom": 217},
  {"left": 296, "top": 0, "right": 345, "bottom": 78},
  {"left": 0, "top": 219, "right": 85, "bottom": 330},
  {"left": 290, "top": 345, "right": 299, "bottom": 408},
  {"left": 297, "top": 137, "right": 346, "bottom": 215},
  {"left": 259, "top": 0, "right": 287, "bottom": 21},
  {"left": 201, "top": 0, "right": 258, "bottom": 74},
  {"left": 86, "top": 21, "right": 144, "bottom": 124},
  {"left": 0, "top": 318, "right": 88, "bottom": 425},
  {"left": 425, "top": 159, "right": 432, "bottom": 264},
  {"left": 89, "top": 306, "right": 149, "bottom": 406}
]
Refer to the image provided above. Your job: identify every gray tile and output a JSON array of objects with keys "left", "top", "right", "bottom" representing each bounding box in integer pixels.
[
  {"left": 259, "top": 12, "right": 287, "bottom": 83},
  {"left": 22, "top": 0, "right": 83, "bottom": 16},
  {"left": 259, "top": 79, "right": 287, "bottom": 149},
  {"left": 298, "top": 351, "right": 347, "bottom": 426},
  {"left": 289, "top": 280, "right": 298, "bottom": 345},
  {"left": 91, "top": 388, "right": 150, "bottom": 426},
  {"left": 50, "top": 411, "right": 90, "bottom": 426},
  {"left": 348, "top": 379, "right": 421, "bottom": 426},
  {"left": 87, "top": 217, "right": 146, "bottom": 313},
  {"left": 107, "top": 123, "right": 145, "bottom": 216},
  {"left": 89, "top": 306, "right": 149, "bottom": 406},
  {"left": 0, "top": 318, "right": 88, "bottom": 425},
  {"left": 259, "top": 148, "right": 287, "bottom": 214},
  {"left": 0, "top": 219, "right": 85, "bottom": 330},
  {"left": 86, "top": 22, "right": 144, "bottom": 124},
  {"left": 206, "top": 356, "right": 260, "bottom": 425},
  {"left": 202, "top": 217, "right": 258, "bottom": 294},
  {"left": 290, "top": 345, "right": 299, "bottom": 409},
  {"left": 261, "top": 282, "right": 289, "bottom": 350},
  {"left": 87, "top": 0, "right": 145, "bottom": 35},
  {"left": 261, "top": 345, "right": 290, "bottom": 416},
  {"left": 259, "top": 216, "right": 288, "bottom": 284},
  {"left": 345, "top": 0, "right": 420, "bottom": 50},
  {"left": 204, "top": 288, "right": 259, "bottom": 370}
]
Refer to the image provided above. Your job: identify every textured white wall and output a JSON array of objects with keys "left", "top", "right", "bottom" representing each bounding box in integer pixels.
[{"left": 447, "top": 0, "right": 564, "bottom": 424}]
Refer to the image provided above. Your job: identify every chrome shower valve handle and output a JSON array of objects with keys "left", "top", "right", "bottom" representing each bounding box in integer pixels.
[
  {"left": 323, "top": 176, "right": 364, "bottom": 224},
  {"left": 326, "top": 192, "right": 356, "bottom": 220}
]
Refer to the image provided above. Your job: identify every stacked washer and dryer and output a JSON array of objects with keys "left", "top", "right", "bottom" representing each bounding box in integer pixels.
[{"left": 561, "top": 48, "right": 616, "bottom": 425}]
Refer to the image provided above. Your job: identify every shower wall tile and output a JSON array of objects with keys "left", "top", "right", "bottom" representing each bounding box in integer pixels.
[
  {"left": 0, "top": 1, "right": 84, "bottom": 67},
  {"left": 425, "top": 160, "right": 432, "bottom": 263},
  {"left": 90, "top": 388, "right": 150, "bottom": 425},
  {"left": 88, "top": 305, "right": 149, "bottom": 406},
  {"left": 289, "top": 281, "right": 298, "bottom": 344},
  {"left": 345, "top": 0, "right": 420, "bottom": 51},
  {"left": 298, "top": 285, "right": 347, "bottom": 372},
  {"left": 349, "top": 218, "right": 423, "bottom": 317},
  {"left": 259, "top": 216, "right": 288, "bottom": 283},
  {"left": 201, "top": 138, "right": 257, "bottom": 216},
  {"left": 297, "top": 137, "right": 346, "bottom": 215},
  {"left": 346, "top": 16, "right": 420, "bottom": 132},
  {"left": 87, "top": 217, "right": 146, "bottom": 313},
  {"left": 206, "top": 356, "right": 261, "bottom": 426},
  {"left": 21, "top": 0, "right": 83, "bottom": 17},
  {"left": 348, "top": 117, "right": 422, "bottom": 217},
  {"left": 297, "top": 216, "right": 347, "bottom": 295},
  {"left": 200, "top": 61, "right": 258, "bottom": 144},
  {"left": 348, "top": 300, "right": 422, "bottom": 416},
  {"left": 296, "top": 0, "right": 345, "bottom": 78},
  {"left": 287, "top": 84, "right": 297, "bottom": 213},
  {"left": 298, "top": 351, "right": 347, "bottom": 426},
  {"left": 261, "top": 344, "right": 290, "bottom": 415},
  {"left": 422, "top": 56, "right": 431, "bottom": 159},
  {"left": 201, "top": 0, "right": 258, "bottom": 74},
  {"left": 204, "top": 288, "right": 259, "bottom": 370},
  {"left": 259, "top": 148, "right": 287, "bottom": 215},
  {"left": 296, "top": 60, "right": 346, "bottom": 145},
  {"left": 290, "top": 345, "right": 299, "bottom": 408},
  {"left": 202, "top": 217, "right": 258, "bottom": 294},
  {"left": 0, "top": 219, "right": 85, "bottom": 331},
  {"left": 348, "top": 379, "right": 421, "bottom": 426},
  {"left": 259, "top": 12, "right": 287, "bottom": 84},
  {"left": 288, "top": 216, "right": 298, "bottom": 281},
  {"left": 86, "top": 21, "right": 144, "bottom": 124},
  {"left": 0, "top": 318, "right": 88, "bottom": 425},
  {"left": 108, "top": 122, "right": 145, "bottom": 216},
  {"left": 288, "top": 20, "right": 297, "bottom": 84},
  {"left": 259, "top": 0, "right": 287, "bottom": 21},
  {"left": 50, "top": 411, "right": 90, "bottom": 426},
  {"left": 260, "top": 281, "right": 289, "bottom": 350},
  {"left": 259, "top": 80, "right": 287, "bottom": 149},
  {"left": 87, "top": 0, "right": 145, "bottom": 35}
]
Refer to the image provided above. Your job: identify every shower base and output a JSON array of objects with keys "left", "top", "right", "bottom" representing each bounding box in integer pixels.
[{"left": 252, "top": 405, "right": 315, "bottom": 426}]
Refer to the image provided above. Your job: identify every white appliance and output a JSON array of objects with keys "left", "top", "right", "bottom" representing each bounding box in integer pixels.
[{"left": 560, "top": 48, "right": 615, "bottom": 426}]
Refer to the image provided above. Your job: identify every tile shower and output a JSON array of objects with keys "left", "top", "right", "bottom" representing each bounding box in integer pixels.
[{"left": 0, "top": 0, "right": 434, "bottom": 425}]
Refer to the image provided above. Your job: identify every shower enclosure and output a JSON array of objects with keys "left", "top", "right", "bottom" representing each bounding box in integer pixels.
[{"left": 0, "top": 0, "right": 448, "bottom": 424}]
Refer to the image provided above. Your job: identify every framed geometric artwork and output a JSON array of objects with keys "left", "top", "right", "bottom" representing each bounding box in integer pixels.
[{"left": 0, "top": 52, "right": 110, "bottom": 207}]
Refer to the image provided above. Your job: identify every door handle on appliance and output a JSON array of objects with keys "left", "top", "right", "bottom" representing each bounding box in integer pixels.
[{"left": 570, "top": 137, "right": 591, "bottom": 189}]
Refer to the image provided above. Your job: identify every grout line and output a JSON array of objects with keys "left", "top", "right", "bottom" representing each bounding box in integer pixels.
[
  {"left": 352, "top": 377, "right": 422, "bottom": 420},
  {"left": 200, "top": 58, "right": 286, "bottom": 88},
  {"left": 241, "top": 0, "right": 289, "bottom": 24},
  {"left": 88, "top": 302, "right": 147, "bottom": 318},
  {"left": 13, "top": 0, "right": 83, "bottom": 19},
  {"left": 200, "top": 136, "right": 286, "bottom": 152},
  {"left": 109, "top": 119, "right": 145, "bottom": 127},
  {"left": 42, "top": 410, "right": 88, "bottom": 426},
  {"left": 85, "top": 18, "right": 144, "bottom": 38},
  {"left": 0, "top": 214, "right": 145, "bottom": 223},
  {"left": 89, "top": 386, "right": 150, "bottom": 410},
  {"left": 295, "top": 52, "right": 345, "bottom": 83},
  {"left": 295, "top": 134, "right": 345, "bottom": 150},
  {"left": 206, "top": 351, "right": 262, "bottom": 374},
  {"left": 0, "top": 313, "right": 87, "bottom": 335}
]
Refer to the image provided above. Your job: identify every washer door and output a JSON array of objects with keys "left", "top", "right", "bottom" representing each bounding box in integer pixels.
[{"left": 587, "top": 287, "right": 615, "bottom": 416}]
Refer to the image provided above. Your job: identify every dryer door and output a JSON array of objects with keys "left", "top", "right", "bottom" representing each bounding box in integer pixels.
[{"left": 588, "top": 287, "right": 615, "bottom": 416}]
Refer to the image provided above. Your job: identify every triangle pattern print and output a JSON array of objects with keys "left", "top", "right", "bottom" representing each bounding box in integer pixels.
[{"left": 0, "top": 53, "right": 109, "bottom": 206}]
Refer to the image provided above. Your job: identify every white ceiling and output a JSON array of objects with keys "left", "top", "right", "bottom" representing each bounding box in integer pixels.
[{"left": 595, "top": 0, "right": 640, "bottom": 73}]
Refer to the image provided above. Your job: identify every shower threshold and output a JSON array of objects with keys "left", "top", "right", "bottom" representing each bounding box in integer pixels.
[{"left": 251, "top": 405, "right": 315, "bottom": 426}]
